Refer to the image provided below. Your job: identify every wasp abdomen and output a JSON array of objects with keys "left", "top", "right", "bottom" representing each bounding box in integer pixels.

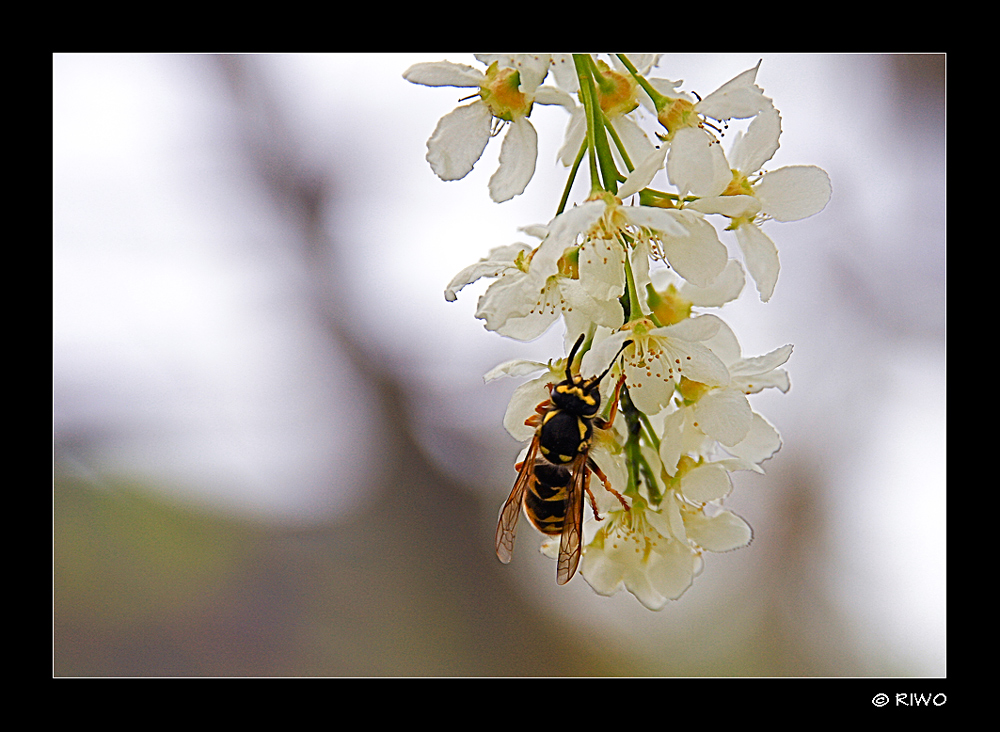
[{"left": 525, "top": 461, "right": 571, "bottom": 535}]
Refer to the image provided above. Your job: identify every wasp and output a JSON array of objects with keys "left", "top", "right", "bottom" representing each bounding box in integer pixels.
[{"left": 495, "top": 333, "right": 632, "bottom": 585}]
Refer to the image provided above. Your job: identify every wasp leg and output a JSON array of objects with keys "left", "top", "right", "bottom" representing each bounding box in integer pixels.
[
  {"left": 589, "top": 458, "right": 630, "bottom": 512},
  {"left": 523, "top": 396, "right": 553, "bottom": 428},
  {"left": 582, "top": 468, "right": 603, "bottom": 521},
  {"left": 594, "top": 374, "right": 627, "bottom": 430}
]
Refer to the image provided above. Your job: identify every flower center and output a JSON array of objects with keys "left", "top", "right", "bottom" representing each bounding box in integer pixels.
[
  {"left": 657, "top": 98, "right": 698, "bottom": 135},
  {"left": 678, "top": 376, "right": 710, "bottom": 404},
  {"left": 722, "top": 170, "right": 754, "bottom": 197},
  {"left": 594, "top": 64, "right": 639, "bottom": 118},
  {"left": 479, "top": 63, "right": 532, "bottom": 121},
  {"left": 646, "top": 283, "right": 692, "bottom": 326}
]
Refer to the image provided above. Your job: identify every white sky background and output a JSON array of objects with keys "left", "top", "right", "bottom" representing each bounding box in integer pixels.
[{"left": 53, "top": 54, "right": 945, "bottom": 675}]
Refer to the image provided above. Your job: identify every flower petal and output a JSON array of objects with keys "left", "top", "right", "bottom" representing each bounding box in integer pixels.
[
  {"left": 533, "top": 85, "right": 576, "bottom": 109},
  {"left": 403, "top": 61, "right": 485, "bottom": 88},
  {"left": 687, "top": 194, "right": 760, "bottom": 219},
  {"left": 474, "top": 270, "right": 540, "bottom": 330},
  {"left": 483, "top": 358, "right": 548, "bottom": 383},
  {"left": 561, "top": 279, "right": 624, "bottom": 332},
  {"left": 618, "top": 146, "right": 667, "bottom": 199},
  {"left": 681, "top": 463, "right": 733, "bottom": 503},
  {"left": 478, "top": 275, "right": 560, "bottom": 341},
  {"left": 579, "top": 234, "right": 626, "bottom": 301},
  {"left": 489, "top": 117, "right": 538, "bottom": 202},
  {"left": 755, "top": 165, "right": 832, "bottom": 221},
  {"left": 623, "top": 205, "right": 687, "bottom": 238},
  {"left": 729, "top": 344, "right": 793, "bottom": 379},
  {"left": 676, "top": 342, "right": 730, "bottom": 387},
  {"left": 696, "top": 61, "right": 771, "bottom": 120},
  {"left": 735, "top": 223, "right": 779, "bottom": 302},
  {"left": 667, "top": 127, "right": 730, "bottom": 197},
  {"left": 581, "top": 330, "right": 632, "bottom": 377},
  {"left": 645, "top": 539, "right": 696, "bottom": 601},
  {"left": 425, "top": 101, "right": 492, "bottom": 181},
  {"left": 730, "top": 106, "right": 782, "bottom": 173},
  {"left": 658, "top": 212, "right": 728, "bottom": 288},
  {"left": 660, "top": 313, "right": 723, "bottom": 342},
  {"left": 679, "top": 259, "right": 745, "bottom": 308},
  {"left": 502, "top": 376, "right": 551, "bottom": 440},
  {"left": 658, "top": 408, "right": 685, "bottom": 477},
  {"left": 685, "top": 509, "right": 752, "bottom": 552},
  {"left": 693, "top": 388, "right": 753, "bottom": 446},
  {"left": 444, "top": 243, "right": 529, "bottom": 302},
  {"left": 557, "top": 107, "right": 587, "bottom": 166},
  {"left": 612, "top": 116, "right": 656, "bottom": 176},
  {"left": 725, "top": 412, "right": 782, "bottom": 466}
]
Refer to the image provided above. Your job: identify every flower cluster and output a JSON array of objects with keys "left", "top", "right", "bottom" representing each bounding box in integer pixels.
[{"left": 406, "top": 54, "right": 830, "bottom": 610}]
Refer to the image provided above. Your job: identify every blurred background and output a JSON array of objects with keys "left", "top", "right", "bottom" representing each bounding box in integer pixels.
[{"left": 53, "top": 54, "right": 945, "bottom": 676}]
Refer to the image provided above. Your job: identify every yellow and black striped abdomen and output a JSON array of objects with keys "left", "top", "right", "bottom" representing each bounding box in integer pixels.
[{"left": 524, "top": 460, "right": 572, "bottom": 536}]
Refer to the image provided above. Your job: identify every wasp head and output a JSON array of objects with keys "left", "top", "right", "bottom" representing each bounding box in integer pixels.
[{"left": 549, "top": 334, "right": 632, "bottom": 418}]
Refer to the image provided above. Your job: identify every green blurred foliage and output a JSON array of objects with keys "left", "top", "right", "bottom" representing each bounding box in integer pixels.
[{"left": 54, "top": 475, "right": 651, "bottom": 677}]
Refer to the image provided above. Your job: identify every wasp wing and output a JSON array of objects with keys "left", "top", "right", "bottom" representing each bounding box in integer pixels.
[
  {"left": 495, "top": 437, "right": 540, "bottom": 565},
  {"left": 556, "top": 452, "right": 589, "bottom": 585}
]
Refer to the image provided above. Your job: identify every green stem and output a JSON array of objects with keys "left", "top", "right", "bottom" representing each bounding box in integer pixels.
[
  {"left": 602, "top": 112, "right": 633, "bottom": 174},
  {"left": 638, "top": 410, "right": 660, "bottom": 453},
  {"left": 573, "top": 54, "right": 602, "bottom": 195},
  {"left": 615, "top": 53, "right": 670, "bottom": 113},
  {"left": 637, "top": 451, "right": 662, "bottom": 505},
  {"left": 622, "top": 245, "right": 643, "bottom": 323},
  {"left": 586, "top": 54, "right": 616, "bottom": 96},
  {"left": 556, "top": 137, "right": 587, "bottom": 216},
  {"left": 574, "top": 54, "right": 620, "bottom": 195},
  {"left": 622, "top": 386, "right": 640, "bottom": 497}
]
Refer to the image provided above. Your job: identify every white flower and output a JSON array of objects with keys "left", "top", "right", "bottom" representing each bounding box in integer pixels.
[
  {"left": 687, "top": 107, "right": 832, "bottom": 300},
  {"left": 645, "top": 260, "right": 746, "bottom": 316},
  {"left": 576, "top": 448, "right": 752, "bottom": 610},
  {"left": 581, "top": 500, "right": 698, "bottom": 609},
  {"left": 445, "top": 194, "right": 729, "bottom": 340},
  {"left": 658, "top": 319, "right": 792, "bottom": 474},
  {"left": 579, "top": 487, "right": 751, "bottom": 609},
  {"left": 404, "top": 57, "right": 574, "bottom": 202},
  {"left": 648, "top": 62, "right": 774, "bottom": 198},
  {"left": 445, "top": 202, "right": 626, "bottom": 340},
  {"left": 583, "top": 315, "right": 730, "bottom": 416},
  {"left": 626, "top": 206, "right": 728, "bottom": 288},
  {"left": 444, "top": 243, "right": 531, "bottom": 303},
  {"left": 660, "top": 321, "right": 792, "bottom": 475}
]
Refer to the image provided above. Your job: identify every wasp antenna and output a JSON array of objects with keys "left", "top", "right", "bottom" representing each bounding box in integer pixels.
[
  {"left": 594, "top": 338, "right": 633, "bottom": 383},
  {"left": 566, "top": 333, "right": 586, "bottom": 380}
]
